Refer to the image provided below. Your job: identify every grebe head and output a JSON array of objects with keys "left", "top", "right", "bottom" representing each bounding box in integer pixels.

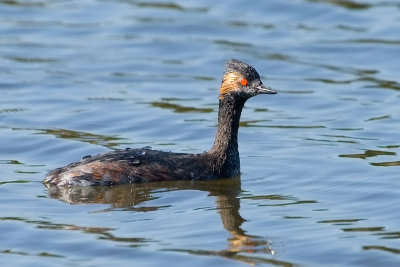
[{"left": 219, "top": 59, "right": 276, "bottom": 100}]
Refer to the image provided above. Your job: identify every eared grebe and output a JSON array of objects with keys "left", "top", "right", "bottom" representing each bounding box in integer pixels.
[{"left": 44, "top": 59, "right": 276, "bottom": 186}]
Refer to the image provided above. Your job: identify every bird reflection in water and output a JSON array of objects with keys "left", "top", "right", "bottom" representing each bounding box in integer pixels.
[{"left": 44, "top": 177, "right": 279, "bottom": 265}]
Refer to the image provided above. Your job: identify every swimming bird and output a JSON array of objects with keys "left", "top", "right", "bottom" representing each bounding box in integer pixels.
[{"left": 43, "top": 59, "right": 277, "bottom": 186}]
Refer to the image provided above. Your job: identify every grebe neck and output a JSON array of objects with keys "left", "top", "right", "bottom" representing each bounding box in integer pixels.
[{"left": 209, "top": 95, "right": 246, "bottom": 160}]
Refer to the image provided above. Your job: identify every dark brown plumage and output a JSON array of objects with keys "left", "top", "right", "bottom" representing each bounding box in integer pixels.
[{"left": 43, "top": 59, "right": 276, "bottom": 186}]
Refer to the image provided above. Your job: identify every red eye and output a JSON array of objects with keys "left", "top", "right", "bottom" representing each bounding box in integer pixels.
[{"left": 240, "top": 78, "right": 248, "bottom": 86}]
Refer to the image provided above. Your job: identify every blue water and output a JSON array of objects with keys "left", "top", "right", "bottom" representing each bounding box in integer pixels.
[{"left": 1, "top": 0, "right": 400, "bottom": 266}]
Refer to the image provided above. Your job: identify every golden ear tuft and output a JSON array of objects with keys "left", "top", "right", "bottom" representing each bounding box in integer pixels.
[{"left": 219, "top": 72, "right": 241, "bottom": 99}]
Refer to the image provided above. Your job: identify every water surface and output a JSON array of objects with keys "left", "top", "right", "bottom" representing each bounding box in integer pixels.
[{"left": 1, "top": 0, "right": 400, "bottom": 266}]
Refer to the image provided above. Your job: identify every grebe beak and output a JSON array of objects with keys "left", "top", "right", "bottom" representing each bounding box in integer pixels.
[{"left": 255, "top": 84, "right": 277, "bottom": 95}]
